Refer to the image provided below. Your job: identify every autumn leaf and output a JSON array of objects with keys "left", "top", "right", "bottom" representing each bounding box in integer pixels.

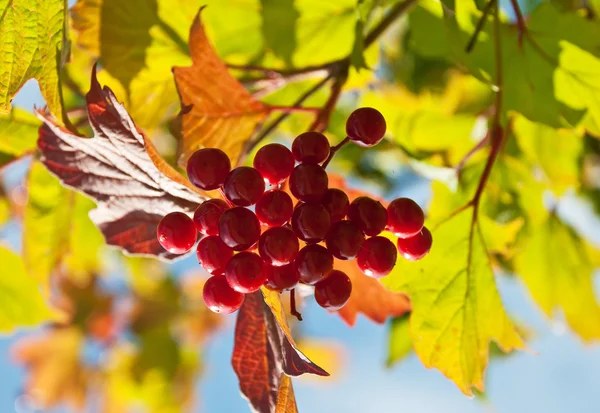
[
  {"left": 173, "top": 11, "right": 270, "bottom": 166},
  {"left": 232, "top": 291, "right": 328, "bottom": 413},
  {"left": 0, "top": 0, "right": 69, "bottom": 123},
  {"left": 382, "top": 207, "right": 525, "bottom": 395},
  {"left": 12, "top": 328, "right": 89, "bottom": 411},
  {"left": 0, "top": 246, "right": 55, "bottom": 332},
  {"left": 514, "top": 215, "right": 600, "bottom": 340},
  {"left": 37, "top": 67, "right": 206, "bottom": 259},
  {"left": 275, "top": 375, "right": 298, "bottom": 413}
]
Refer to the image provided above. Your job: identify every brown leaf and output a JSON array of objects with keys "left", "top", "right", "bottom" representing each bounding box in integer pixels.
[
  {"left": 37, "top": 66, "right": 206, "bottom": 259},
  {"left": 232, "top": 291, "right": 328, "bottom": 413},
  {"left": 173, "top": 10, "right": 270, "bottom": 166}
]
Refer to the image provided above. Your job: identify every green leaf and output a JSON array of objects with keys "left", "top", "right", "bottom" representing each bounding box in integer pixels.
[
  {"left": 408, "top": 1, "right": 600, "bottom": 133},
  {"left": 0, "top": 0, "right": 68, "bottom": 122},
  {"left": 386, "top": 313, "right": 413, "bottom": 366},
  {"left": 382, "top": 207, "right": 524, "bottom": 395},
  {"left": 23, "top": 161, "right": 73, "bottom": 289},
  {"left": 71, "top": 0, "right": 202, "bottom": 130},
  {"left": 513, "top": 115, "right": 583, "bottom": 194},
  {"left": 0, "top": 108, "right": 41, "bottom": 168},
  {"left": 0, "top": 246, "right": 54, "bottom": 332},
  {"left": 260, "top": 0, "right": 299, "bottom": 65},
  {"left": 514, "top": 215, "right": 600, "bottom": 340}
]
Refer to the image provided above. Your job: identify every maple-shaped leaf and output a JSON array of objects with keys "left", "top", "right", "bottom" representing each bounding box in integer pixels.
[
  {"left": 232, "top": 291, "right": 328, "bottom": 413},
  {"left": 173, "top": 10, "right": 270, "bottom": 166},
  {"left": 328, "top": 175, "right": 411, "bottom": 325},
  {"left": 37, "top": 67, "right": 206, "bottom": 259}
]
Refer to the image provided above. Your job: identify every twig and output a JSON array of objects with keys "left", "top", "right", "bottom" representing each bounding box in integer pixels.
[
  {"left": 509, "top": 0, "right": 527, "bottom": 47},
  {"left": 455, "top": 135, "right": 490, "bottom": 177},
  {"left": 290, "top": 289, "right": 303, "bottom": 321},
  {"left": 268, "top": 105, "right": 321, "bottom": 114},
  {"left": 309, "top": 72, "right": 348, "bottom": 133},
  {"left": 364, "top": 0, "right": 418, "bottom": 47},
  {"left": 465, "top": 0, "right": 496, "bottom": 53},
  {"left": 322, "top": 137, "right": 350, "bottom": 169}
]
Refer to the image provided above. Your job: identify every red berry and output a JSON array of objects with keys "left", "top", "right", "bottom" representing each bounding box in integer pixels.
[
  {"left": 387, "top": 198, "right": 425, "bottom": 238},
  {"left": 157, "top": 212, "right": 197, "bottom": 254},
  {"left": 196, "top": 235, "right": 234, "bottom": 275},
  {"left": 219, "top": 207, "right": 261, "bottom": 251},
  {"left": 253, "top": 143, "right": 295, "bottom": 185},
  {"left": 291, "top": 203, "right": 331, "bottom": 243},
  {"left": 258, "top": 226, "right": 299, "bottom": 266},
  {"left": 255, "top": 190, "right": 293, "bottom": 227},
  {"left": 265, "top": 263, "right": 300, "bottom": 291},
  {"left": 203, "top": 274, "right": 245, "bottom": 314},
  {"left": 291, "top": 131, "right": 330, "bottom": 164},
  {"left": 348, "top": 196, "right": 387, "bottom": 236},
  {"left": 397, "top": 227, "right": 432, "bottom": 261},
  {"left": 357, "top": 236, "right": 397, "bottom": 278},
  {"left": 225, "top": 252, "right": 267, "bottom": 293},
  {"left": 186, "top": 148, "right": 231, "bottom": 190},
  {"left": 325, "top": 220, "right": 365, "bottom": 260},
  {"left": 223, "top": 166, "right": 265, "bottom": 206},
  {"left": 321, "top": 188, "right": 349, "bottom": 223},
  {"left": 314, "top": 270, "right": 352, "bottom": 310},
  {"left": 346, "top": 107, "right": 386, "bottom": 147},
  {"left": 193, "top": 199, "right": 229, "bottom": 235},
  {"left": 295, "top": 244, "right": 333, "bottom": 285},
  {"left": 289, "top": 164, "right": 328, "bottom": 202}
]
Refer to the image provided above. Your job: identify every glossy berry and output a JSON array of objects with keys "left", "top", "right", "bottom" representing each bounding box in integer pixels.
[
  {"left": 255, "top": 190, "right": 293, "bottom": 227},
  {"left": 193, "top": 199, "right": 229, "bottom": 235},
  {"left": 321, "top": 188, "right": 349, "bottom": 223},
  {"left": 289, "top": 164, "right": 328, "bottom": 202},
  {"left": 295, "top": 244, "right": 333, "bottom": 285},
  {"left": 219, "top": 207, "right": 261, "bottom": 251},
  {"left": 203, "top": 274, "right": 245, "bottom": 314},
  {"left": 187, "top": 148, "right": 231, "bottom": 190},
  {"left": 258, "top": 227, "right": 299, "bottom": 266},
  {"left": 346, "top": 107, "right": 386, "bottom": 147},
  {"left": 196, "top": 235, "right": 234, "bottom": 275},
  {"left": 291, "top": 203, "right": 331, "bottom": 243},
  {"left": 253, "top": 143, "right": 295, "bottom": 185},
  {"left": 325, "top": 220, "right": 365, "bottom": 260},
  {"left": 348, "top": 196, "right": 387, "bottom": 236},
  {"left": 357, "top": 236, "right": 397, "bottom": 278},
  {"left": 387, "top": 198, "right": 425, "bottom": 238},
  {"left": 265, "top": 263, "right": 300, "bottom": 292},
  {"left": 292, "top": 131, "right": 330, "bottom": 164},
  {"left": 157, "top": 212, "right": 197, "bottom": 254},
  {"left": 397, "top": 227, "right": 432, "bottom": 261},
  {"left": 223, "top": 167, "right": 265, "bottom": 206},
  {"left": 225, "top": 252, "right": 267, "bottom": 293},
  {"left": 314, "top": 270, "right": 352, "bottom": 310}
]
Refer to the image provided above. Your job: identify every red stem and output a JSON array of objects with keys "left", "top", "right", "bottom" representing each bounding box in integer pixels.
[
  {"left": 509, "top": 0, "right": 527, "bottom": 47},
  {"left": 321, "top": 136, "right": 350, "bottom": 169},
  {"left": 290, "top": 289, "right": 302, "bottom": 321},
  {"left": 268, "top": 105, "right": 321, "bottom": 114}
]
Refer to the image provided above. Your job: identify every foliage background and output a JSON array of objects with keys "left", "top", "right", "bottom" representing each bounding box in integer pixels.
[{"left": 1, "top": 0, "right": 600, "bottom": 412}]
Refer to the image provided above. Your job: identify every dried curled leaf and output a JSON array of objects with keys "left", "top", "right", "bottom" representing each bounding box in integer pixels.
[
  {"left": 37, "top": 67, "right": 206, "bottom": 259},
  {"left": 173, "top": 10, "right": 270, "bottom": 165},
  {"left": 232, "top": 291, "right": 328, "bottom": 413}
]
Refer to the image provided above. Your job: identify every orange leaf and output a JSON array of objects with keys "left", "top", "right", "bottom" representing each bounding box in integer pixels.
[
  {"left": 37, "top": 66, "right": 206, "bottom": 259},
  {"left": 232, "top": 291, "right": 328, "bottom": 413},
  {"left": 275, "top": 374, "right": 298, "bottom": 413},
  {"left": 173, "top": 10, "right": 270, "bottom": 166}
]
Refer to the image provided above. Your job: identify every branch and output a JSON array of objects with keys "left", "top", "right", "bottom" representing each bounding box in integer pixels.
[
  {"left": 364, "top": 0, "right": 417, "bottom": 47},
  {"left": 509, "top": 0, "right": 527, "bottom": 47}
]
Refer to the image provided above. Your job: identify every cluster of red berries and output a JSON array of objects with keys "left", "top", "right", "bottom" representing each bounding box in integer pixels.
[{"left": 156, "top": 108, "right": 432, "bottom": 315}]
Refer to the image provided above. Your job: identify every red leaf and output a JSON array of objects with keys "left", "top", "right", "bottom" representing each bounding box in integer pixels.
[
  {"left": 37, "top": 66, "right": 206, "bottom": 259},
  {"left": 232, "top": 291, "right": 328, "bottom": 413},
  {"left": 173, "top": 10, "right": 270, "bottom": 166}
]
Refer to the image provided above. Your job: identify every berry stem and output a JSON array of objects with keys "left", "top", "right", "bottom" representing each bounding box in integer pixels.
[
  {"left": 509, "top": 0, "right": 527, "bottom": 47},
  {"left": 321, "top": 136, "right": 350, "bottom": 169},
  {"left": 268, "top": 105, "right": 321, "bottom": 114},
  {"left": 218, "top": 188, "right": 235, "bottom": 208},
  {"left": 290, "top": 289, "right": 303, "bottom": 321},
  {"left": 465, "top": 0, "right": 496, "bottom": 53}
]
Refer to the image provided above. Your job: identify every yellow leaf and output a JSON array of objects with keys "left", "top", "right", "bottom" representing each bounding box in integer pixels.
[
  {"left": 275, "top": 374, "right": 298, "bottom": 413},
  {"left": 383, "top": 208, "right": 524, "bottom": 395},
  {"left": 173, "top": 12, "right": 270, "bottom": 166},
  {"left": 514, "top": 215, "right": 600, "bottom": 340},
  {"left": 0, "top": 246, "right": 54, "bottom": 332}
]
